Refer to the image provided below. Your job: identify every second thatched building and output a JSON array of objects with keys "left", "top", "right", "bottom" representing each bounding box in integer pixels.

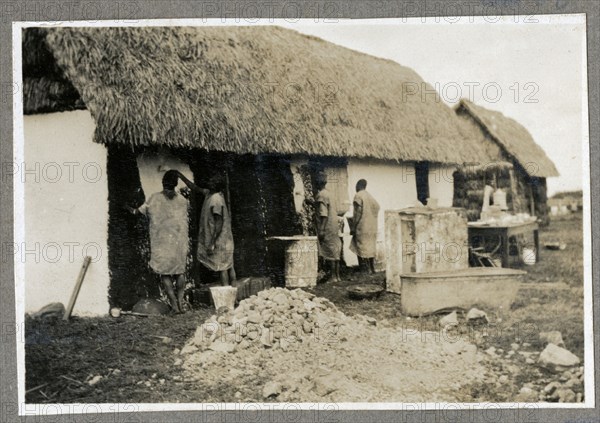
[{"left": 453, "top": 99, "right": 559, "bottom": 224}]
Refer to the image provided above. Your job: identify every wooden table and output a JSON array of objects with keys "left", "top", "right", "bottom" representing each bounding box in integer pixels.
[{"left": 467, "top": 220, "right": 539, "bottom": 268}]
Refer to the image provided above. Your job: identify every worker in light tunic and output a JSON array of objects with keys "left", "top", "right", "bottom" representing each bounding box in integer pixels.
[
  {"left": 315, "top": 176, "right": 342, "bottom": 282},
  {"left": 127, "top": 170, "right": 189, "bottom": 314},
  {"left": 176, "top": 171, "right": 236, "bottom": 286},
  {"left": 350, "top": 179, "right": 380, "bottom": 274}
]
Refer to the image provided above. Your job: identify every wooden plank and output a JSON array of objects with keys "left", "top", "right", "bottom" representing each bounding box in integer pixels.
[
  {"left": 63, "top": 256, "right": 92, "bottom": 320},
  {"left": 529, "top": 184, "right": 535, "bottom": 216}
]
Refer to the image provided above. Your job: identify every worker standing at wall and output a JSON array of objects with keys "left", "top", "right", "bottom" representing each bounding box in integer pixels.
[
  {"left": 350, "top": 179, "right": 380, "bottom": 274},
  {"left": 315, "top": 176, "right": 342, "bottom": 282},
  {"left": 126, "top": 170, "right": 189, "bottom": 314},
  {"left": 176, "top": 171, "right": 236, "bottom": 286}
]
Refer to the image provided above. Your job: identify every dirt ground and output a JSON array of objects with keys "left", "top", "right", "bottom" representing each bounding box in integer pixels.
[{"left": 25, "top": 213, "right": 585, "bottom": 403}]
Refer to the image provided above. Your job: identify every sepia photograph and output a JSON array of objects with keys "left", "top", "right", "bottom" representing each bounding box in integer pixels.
[{"left": 9, "top": 10, "right": 593, "bottom": 415}]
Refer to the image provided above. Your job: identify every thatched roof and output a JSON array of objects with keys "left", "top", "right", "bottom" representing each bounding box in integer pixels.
[
  {"left": 22, "top": 26, "right": 491, "bottom": 164},
  {"left": 456, "top": 99, "right": 559, "bottom": 177},
  {"left": 22, "top": 28, "right": 86, "bottom": 113}
]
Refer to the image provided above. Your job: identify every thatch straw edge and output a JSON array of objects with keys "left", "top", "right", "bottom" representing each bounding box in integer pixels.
[{"left": 458, "top": 99, "right": 559, "bottom": 177}]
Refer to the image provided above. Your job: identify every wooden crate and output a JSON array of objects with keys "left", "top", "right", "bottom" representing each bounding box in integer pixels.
[
  {"left": 386, "top": 207, "right": 469, "bottom": 294},
  {"left": 190, "top": 277, "right": 272, "bottom": 307}
]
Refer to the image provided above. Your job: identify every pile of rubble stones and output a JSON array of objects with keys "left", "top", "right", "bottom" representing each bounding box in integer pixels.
[
  {"left": 178, "top": 288, "right": 488, "bottom": 402},
  {"left": 180, "top": 287, "right": 363, "bottom": 355}
]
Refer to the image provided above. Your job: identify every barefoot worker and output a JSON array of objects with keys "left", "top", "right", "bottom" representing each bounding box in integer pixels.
[
  {"left": 315, "top": 176, "right": 342, "bottom": 282},
  {"left": 177, "top": 172, "right": 236, "bottom": 286},
  {"left": 350, "top": 179, "right": 380, "bottom": 274},
  {"left": 126, "top": 170, "right": 189, "bottom": 314}
]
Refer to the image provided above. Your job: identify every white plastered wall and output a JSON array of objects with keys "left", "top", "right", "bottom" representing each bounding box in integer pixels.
[
  {"left": 23, "top": 110, "right": 110, "bottom": 316},
  {"left": 346, "top": 158, "right": 418, "bottom": 269},
  {"left": 277, "top": 158, "right": 453, "bottom": 271},
  {"left": 289, "top": 158, "right": 308, "bottom": 214},
  {"left": 428, "top": 164, "right": 456, "bottom": 207},
  {"left": 136, "top": 151, "right": 194, "bottom": 200}
]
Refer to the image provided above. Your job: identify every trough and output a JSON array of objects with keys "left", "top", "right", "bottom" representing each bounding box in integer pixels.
[{"left": 399, "top": 267, "right": 526, "bottom": 316}]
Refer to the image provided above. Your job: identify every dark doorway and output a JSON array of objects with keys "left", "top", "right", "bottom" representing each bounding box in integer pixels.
[
  {"left": 186, "top": 151, "right": 300, "bottom": 284},
  {"left": 415, "top": 161, "right": 430, "bottom": 205},
  {"left": 106, "top": 145, "right": 156, "bottom": 310}
]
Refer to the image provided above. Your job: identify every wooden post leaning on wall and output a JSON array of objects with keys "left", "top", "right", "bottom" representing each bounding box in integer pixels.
[
  {"left": 529, "top": 184, "right": 535, "bottom": 216},
  {"left": 509, "top": 168, "right": 519, "bottom": 212}
]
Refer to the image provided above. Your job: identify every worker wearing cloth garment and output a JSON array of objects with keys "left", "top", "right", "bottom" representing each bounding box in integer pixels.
[
  {"left": 127, "top": 170, "right": 189, "bottom": 314},
  {"left": 176, "top": 172, "right": 236, "bottom": 286},
  {"left": 315, "top": 177, "right": 342, "bottom": 282},
  {"left": 350, "top": 179, "right": 380, "bottom": 274}
]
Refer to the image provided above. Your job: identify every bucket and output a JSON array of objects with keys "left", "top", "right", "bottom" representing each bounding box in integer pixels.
[
  {"left": 426, "top": 198, "right": 438, "bottom": 209},
  {"left": 493, "top": 189, "right": 508, "bottom": 210},
  {"left": 209, "top": 286, "right": 237, "bottom": 311},
  {"left": 522, "top": 247, "right": 536, "bottom": 265}
]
